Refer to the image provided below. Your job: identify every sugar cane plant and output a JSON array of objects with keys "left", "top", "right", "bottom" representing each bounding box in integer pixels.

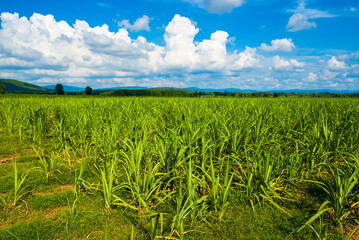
[{"left": 0, "top": 96, "right": 358, "bottom": 238}]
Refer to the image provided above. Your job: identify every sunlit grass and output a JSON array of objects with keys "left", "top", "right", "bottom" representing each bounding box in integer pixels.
[{"left": 0, "top": 96, "right": 358, "bottom": 239}]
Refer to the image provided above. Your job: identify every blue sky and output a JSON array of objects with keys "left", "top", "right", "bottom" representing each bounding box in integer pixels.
[{"left": 0, "top": 0, "right": 358, "bottom": 90}]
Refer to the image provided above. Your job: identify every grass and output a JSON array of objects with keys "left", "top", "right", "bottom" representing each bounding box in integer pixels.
[{"left": 0, "top": 96, "right": 358, "bottom": 239}]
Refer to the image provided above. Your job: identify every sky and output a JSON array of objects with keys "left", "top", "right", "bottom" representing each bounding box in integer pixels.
[{"left": 0, "top": 0, "right": 358, "bottom": 90}]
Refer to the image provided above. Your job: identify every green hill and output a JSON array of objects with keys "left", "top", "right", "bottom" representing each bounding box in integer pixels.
[
  {"left": 100, "top": 88, "right": 193, "bottom": 97},
  {"left": 0, "top": 79, "right": 51, "bottom": 93}
]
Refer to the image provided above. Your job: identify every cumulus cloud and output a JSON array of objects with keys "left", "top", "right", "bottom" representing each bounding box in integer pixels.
[
  {"left": 287, "top": 13, "right": 316, "bottom": 32},
  {"left": 304, "top": 72, "right": 318, "bottom": 82},
  {"left": 183, "top": 0, "right": 245, "bottom": 14},
  {"left": 287, "top": 0, "right": 337, "bottom": 32},
  {"left": 196, "top": 31, "right": 229, "bottom": 69},
  {"left": 232, "top": 47, "right": 259, "bottom": 70},
  {"left": 163, "top": 15, "right": 255, "bottom": 71},
  {"left": 1, "top": 12, "right": 358, "bottom": 91},
  {"left": 321, "top": 69, "right": 339, "bottom": 80},
  {"left": 119, "top": 15, "right": 150, "bottom": 32},
  {"left": 0, "top": 12, "right": 159, "bottom": 80},
  {"left": 327, "top": 56, "right": 347, "bottom": 70},
  {"left": 260, "top": 38, "right": 296, "bottom": 52},
  {"left": 272, "top": 55, "right": 305, "bottom": 70},
  {"left": 0, "top": 12, "right": 245, "bottom": 84},
  {"left": 164, "top": 14, "right": 199, "bottom": 68}
]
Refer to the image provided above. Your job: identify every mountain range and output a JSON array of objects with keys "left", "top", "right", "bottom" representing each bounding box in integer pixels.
[{"left": 1, "top": 79, "right": 358, "bottom": 94}]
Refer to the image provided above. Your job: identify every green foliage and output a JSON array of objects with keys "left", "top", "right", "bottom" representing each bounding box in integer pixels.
[
  {"left": 12, "top": 159, "right": 32, "bottom": 207},
  {"left": 0, "top": 79, "right": 50, "bottom": 93},
  {"left": 0, "top": 83, "right": 5, "bottom": 94},
  {"left": 0, "top": 96, "right": 358, "bottom": 239},
  {"left": 55, "top": 84, "right": 65, "bottom": 95},
  {"left": 100, "top": 88, "right": 193, "bottom": 97},
  {"left": 85, "top": 86, "right": 92, "bottom": 95}
]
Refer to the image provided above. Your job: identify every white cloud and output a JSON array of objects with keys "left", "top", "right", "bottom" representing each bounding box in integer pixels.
[
  {"left": 196, "top": 31, "right": 229, "bottom": 69},
  {"left": 287, "top": 13, "right": 316, "bottom": 32},
  {"left": 287, "top": 0, "right": 337, "bottom": 32},
  {"left": 347, "top": 78, "right": 358, "bottom": 83},
  {"left": 327, "top": 56, "right": 347, "bottom": 70},
  {"left": 183, "top": 0, "right": 245, "bottom": 14},
  {"left": 260, "top": 38, "right": 296, "bottom": 52},
  {"left": 304, "top": 72, "right": 318, "bottom": 82},
  {"left": 164, "top": 14, "right": 199, "bottom": 68},
  {"left": 0, "top": 12, "right": 159, "bottom": 81},
  {"left": 119, "top": 15, "right": 150, "bottom": 32},
  {"left": 1, "top": 12, "right": 358, "bottom": 91},
  {"left": 232, "top": 47, "right": 259, "bottom": 70},
  {"left": 321, "top": 69, "right": 339, "bottom": 80},
  {"left": 350, "top": 7, "right": 357, "bottom": 12},
  {"left": 272, "top": 55, "right": 305, "bottom": 70}
]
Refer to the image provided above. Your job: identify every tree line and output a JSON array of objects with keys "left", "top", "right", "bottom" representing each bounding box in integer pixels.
[
  {"left": 55, "top": 84, "right": 92, "bottom": 95},
  {"left": 100, "top": 89, "right": 193, "bottom": 97},
  {"left": 0, "top": 84, "right": 5, "bottom": 94},
  {"left": 1, "top": 83, "right": 358, "bottom": 98}
]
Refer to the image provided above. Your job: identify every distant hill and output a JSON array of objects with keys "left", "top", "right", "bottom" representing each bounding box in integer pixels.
[
  {"left": 185, "top": 87, "right": 359, "bottom": 94},
  {"left": 1, "top": 79, "right": 358, "bottom": 94},
  {"left": 0, "top": 79, "right": 50, "bottom": 92},
  {"left": 97, "top": 86, "right": 147, "bottom": 91},
  {"left": 186, "top": 87, "right": 254, "bottom": 93},
  {"left": 44, "top": 85, "right": 85, "bottom": 92},
  {"left": 101, "top": 88, "right": 192, "bottom": 97}
]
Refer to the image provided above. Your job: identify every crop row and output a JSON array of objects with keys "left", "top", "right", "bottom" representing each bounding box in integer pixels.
[{"left": 0, "top": 97, "right": 358, "bottom": 239}]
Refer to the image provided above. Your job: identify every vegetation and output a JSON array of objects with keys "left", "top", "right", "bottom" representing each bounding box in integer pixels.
[
  {"left": 100, "top": 88, "right": 193, "bottom": 97},
  {"left": 0, "top": 96, "right": 358, "bottom": 239},
  {"left": 0, "top": 84, "right": 5, "bottom": 94},
  {"left": 55, "top": 84, "right": 65, "bottom": 95},
  {"left": 1, "top": 79, "right": 359, "bottom": 98},
  {"left": 85, "top": 86, "right": 92, "bottom": 95},
  {"left": 0, "top": 79, "right": 50, "bottom": 93}
]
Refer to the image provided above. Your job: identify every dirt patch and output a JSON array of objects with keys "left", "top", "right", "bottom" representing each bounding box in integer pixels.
[
  {"left": 21, "top": 149, "right": 33, "bottom": 152},
  {"left": 0, "top": 152, "right": 38, "bottom": 165},
  {"left": 0, "top": 223, "right": 10, "bottom": 230},
  {"left": 0, "top": 156, "right": 17, "bottom": 165},
  {"left": 344, "top": 225, "right": 359, "bottom": 240},
  {"left": 44, "top": 206, "right": 67, "bottom": 218},
  {"left": 33, "top": 185, "right": 74, "bottom": 196},
  {"left": 57, "top": 185, "right": 74, "bottom": 192},
  {"left": 0, "top": 206, "right": 68, "bottom": 230}
]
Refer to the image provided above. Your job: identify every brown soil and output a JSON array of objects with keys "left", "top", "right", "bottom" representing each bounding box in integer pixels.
[
  {"left": 0, "top": 156, "right": 17, "bottom": 164},
  {"left": 0, "top": 206, "right": 68, "bottom": 230},
  {"left": 44, "top": 206, "right": 67, "bottom": 218},
  {"left": 345, "top": 225, "right": 359, "bottom": 240},
  {"left": 33, "top": 185, "right": 74, "bottom": 196}
]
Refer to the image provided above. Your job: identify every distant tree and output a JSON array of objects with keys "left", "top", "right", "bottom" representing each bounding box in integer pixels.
[
  {"left": 85, "top": 86, "right": 92, "bottom": 95},
  {"left": 273, "top": 92, "right": 279, "bottom": 97},
  {"left": 55, "top": 84, "right": 65, "bottom": 95},
  {"left": 263, "top": 92, "right": 270, "bottom": 97},
  {"left": 0, "top": 84, "right": 5, "bottom": 94},
  {"left": 236, "top": 92, "right": 247, "bottom": 97}
]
